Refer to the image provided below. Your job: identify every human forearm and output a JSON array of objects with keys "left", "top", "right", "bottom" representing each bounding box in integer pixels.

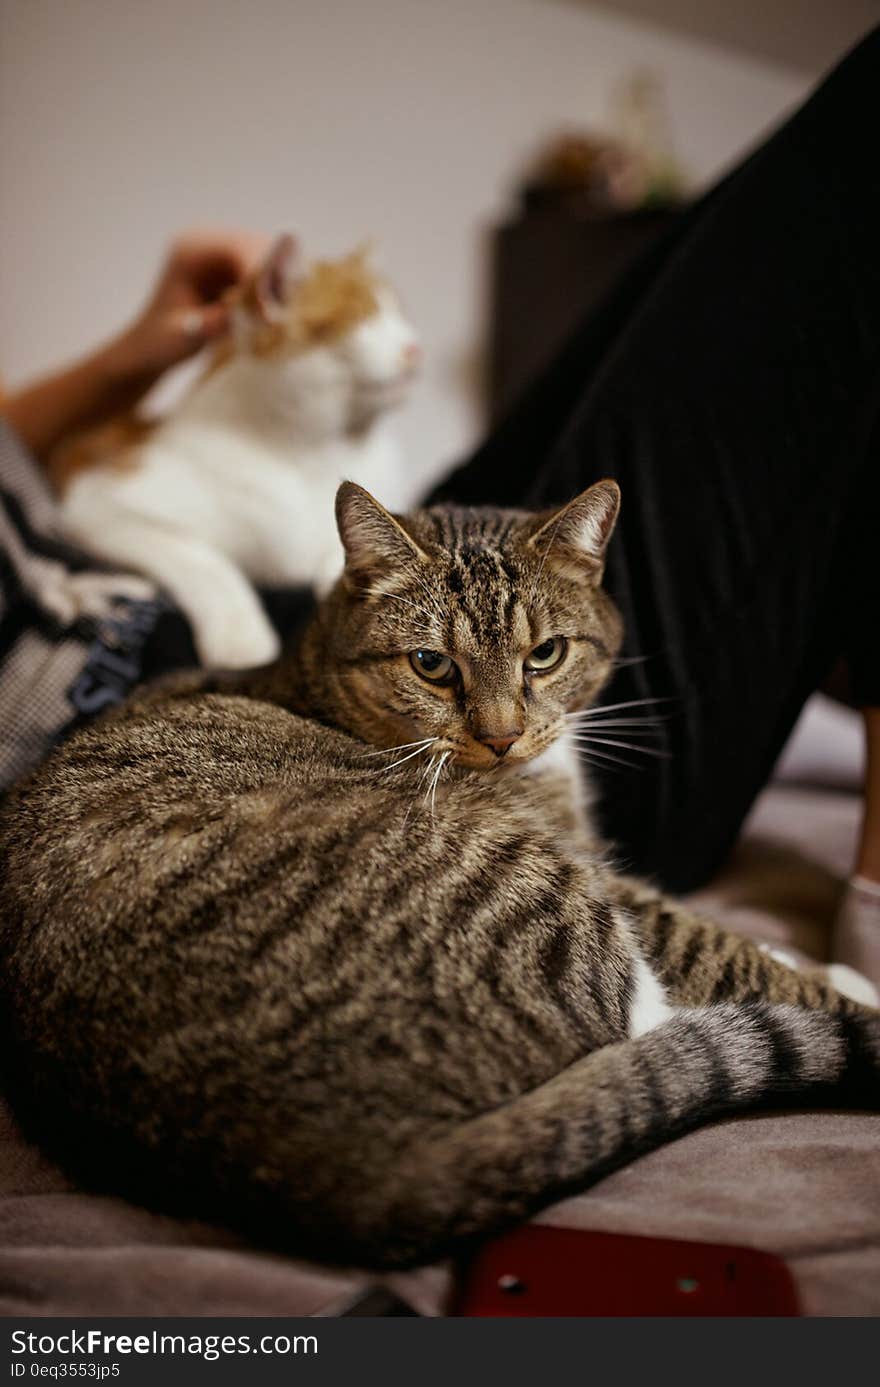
[{"left": 3, "top": 332, "right": 156, "bottom": 462}]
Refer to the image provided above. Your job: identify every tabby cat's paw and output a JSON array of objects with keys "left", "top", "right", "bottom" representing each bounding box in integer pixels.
[
  {"left": 758, "top": 943, "right": 801, "bottom": 970},
  {"left": 758, "top": 943, "right": 879, "bottom": 1008},
  {"left": 827, "top": 963, "right": 880, "bottom": 1010}
]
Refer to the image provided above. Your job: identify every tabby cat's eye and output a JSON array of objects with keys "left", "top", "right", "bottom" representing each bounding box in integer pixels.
[
  {"left": 524, "top": 636, "right": 568, "bottom": 673},
  {"left": 410, "top": 649, "right": 458, "bottom": 685}
]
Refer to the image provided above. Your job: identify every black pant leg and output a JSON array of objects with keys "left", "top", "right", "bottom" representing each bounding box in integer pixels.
[{"left": 432, "top": 27, "right": 880, "bottom": 893}]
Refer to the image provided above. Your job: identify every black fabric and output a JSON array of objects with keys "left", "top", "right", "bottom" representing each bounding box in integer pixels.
[{"left": 430, "top": 27, "right": 880, "bottom": 893}]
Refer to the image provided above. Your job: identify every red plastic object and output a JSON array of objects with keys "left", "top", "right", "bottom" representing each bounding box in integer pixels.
[{"left": 453, "top": 1224, "right": 800, "bottom": 1317}]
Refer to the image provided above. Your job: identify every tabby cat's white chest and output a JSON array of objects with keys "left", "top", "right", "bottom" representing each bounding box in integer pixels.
[
  {"left": 524, "top": 729, "right": 594, "bottom": 826},
  {"left": 524, "top": 730, "right": 674, "bottom": 1040}
]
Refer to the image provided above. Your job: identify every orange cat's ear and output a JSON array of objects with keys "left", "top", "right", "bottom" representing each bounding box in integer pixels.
[
  {"left": 352, "top": 239, "right": 374, "bottom": 265},
  {"left": 251, "top": 233, "right": 298, "bottom": 323},
  {"left": 336, "top": 481, "right": 428, "bottom": 587}
]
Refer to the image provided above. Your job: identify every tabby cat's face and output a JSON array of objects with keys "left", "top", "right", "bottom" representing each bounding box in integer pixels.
[{"left": 316, "top": 482, "right": 623, "bottom": 770}]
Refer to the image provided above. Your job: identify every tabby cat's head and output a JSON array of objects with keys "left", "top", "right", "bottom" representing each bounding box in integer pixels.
[
  {"left": 300, "top": 482, "right": 623, "bottom": 770},
  {"left": 229, "top": 234, "right": 420, "bottom": 432}
]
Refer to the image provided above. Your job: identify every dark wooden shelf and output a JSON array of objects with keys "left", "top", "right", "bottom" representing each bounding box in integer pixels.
[{"left": 489, "top": 200, "right": 683, "bottom": 422}]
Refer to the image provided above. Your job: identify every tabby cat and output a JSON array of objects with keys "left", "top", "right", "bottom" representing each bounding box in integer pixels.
[{"left": 0, "top": 480, "right": 877, "bottom": 1269}]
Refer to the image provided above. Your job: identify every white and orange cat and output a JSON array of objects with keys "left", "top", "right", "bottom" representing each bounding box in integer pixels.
[{"left": 52, "top": 236, "right": 422, "bottom": 669}]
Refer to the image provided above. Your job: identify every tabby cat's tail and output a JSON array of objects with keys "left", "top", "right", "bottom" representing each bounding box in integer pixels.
[{"left": 333, "top": 1002, "right": 878, "bottom": 1268}]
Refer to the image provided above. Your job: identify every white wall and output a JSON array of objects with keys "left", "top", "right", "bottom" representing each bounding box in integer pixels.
[
  {"left": 581, "top": 0, "right": 876, "bottom": 74},
  {"left": 0, "top": 0, "right": 818, "bottom": 483}
]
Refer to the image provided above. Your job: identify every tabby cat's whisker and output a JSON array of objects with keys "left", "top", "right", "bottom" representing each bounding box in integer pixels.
[
  {"left": 426, "top": 751, "right": 451, "bottom": 817},
  {"left": 399, "top": 750, "right": 436, "bottom": 828},
  {"left": 566, "top": 710, "right": 669, "bottom": 725},
  {"left": 379, "top": 742, "right": 440, "bottom": 773},
  {"left": 408, "top": 571, "right": 448, "bottom": 621},
  {"left": 571, "top": 733, "right": 669, "bottom": 759},
  {"left": 362, "top": 588, "right": 437, "bottom": 626},
  {"left": 564, "top": 718, "right": 664, "bottom": 734},
  {"left": 570, "top": 742, "right": 643, "bottom": 772},
  {"left": 565, "top": 696, "right": 675, "bottom": 718},
  {"left": 401, "top": 749, "right": 443, "bottom": 828},
  {"left": 414, "top": 756, "right": 439, "bottom": 805},
  {"left": 362, "top": 738, "right": 437, "bottom": 759},
  {"left": 564, "top": 722, "right": 667, "bottom": 746}
]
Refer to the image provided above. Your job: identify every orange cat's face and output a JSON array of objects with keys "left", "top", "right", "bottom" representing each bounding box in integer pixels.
[
  {"left": 48, "top": 235, "right": 420, "bottom": 495},
  {"left": 229, "top": 235, "right": 421, "bottom": 424}
]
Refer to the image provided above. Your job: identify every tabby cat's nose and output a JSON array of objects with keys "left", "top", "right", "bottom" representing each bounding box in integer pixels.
[{"left": 477, "top": 731, "right": 522, "bottom": 758}]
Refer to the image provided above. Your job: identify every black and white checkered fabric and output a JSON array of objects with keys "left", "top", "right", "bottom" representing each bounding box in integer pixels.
[{"left": 0, "top": 421, "right": 167, "bottom": 794}]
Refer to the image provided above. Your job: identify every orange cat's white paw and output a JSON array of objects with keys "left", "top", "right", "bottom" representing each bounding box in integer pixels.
[{"left": 192, "top": 614, "right": 281, "bottom": 670}]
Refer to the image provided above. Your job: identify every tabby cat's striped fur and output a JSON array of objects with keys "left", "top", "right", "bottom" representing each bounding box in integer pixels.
[{"left": 0, "top": 481, "right": 877, "bottom": 1268}]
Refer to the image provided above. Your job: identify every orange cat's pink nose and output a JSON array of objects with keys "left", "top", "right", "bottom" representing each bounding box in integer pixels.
[{"left": 402, "top": 342, "right": 422, "bottom": 370}]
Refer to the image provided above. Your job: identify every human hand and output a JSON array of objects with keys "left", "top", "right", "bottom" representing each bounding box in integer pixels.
[
  {"left": 4, "top": 228, "right": 275, "bottom": 462},
  {"left": 110, "top": 228, "right": 274, "bottom": 385}
]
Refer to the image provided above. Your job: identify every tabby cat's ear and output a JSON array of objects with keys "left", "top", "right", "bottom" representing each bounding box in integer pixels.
[
  {"left": 527, "top": 480, "right": 621, "bottom": 580},
  {"left": 251, "top": 233, "right": 298, "bottom": 323},
  {"left": 335, "top": 482, "right": 428, "bottom": 586}
]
